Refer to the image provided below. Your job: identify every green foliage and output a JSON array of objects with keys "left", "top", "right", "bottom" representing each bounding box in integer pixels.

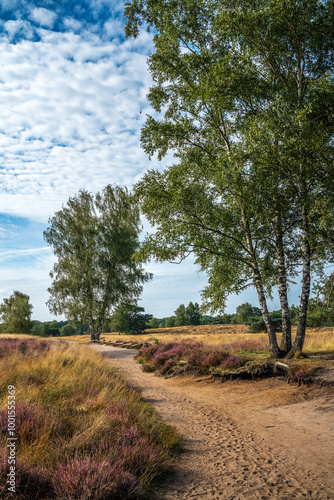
[
  {"left": 236, "top": 303, "right": 261, "bottom": 324},
  {"left": 59, "top": 323, "right": 76, "bottom": 337},
  {"left": 289, "top": 306, "right": 300, "bottom": 327},
  {"left": 174, "top": 304, "right": 187, "bottom": 327},
  {"left": 306, "top": 273, "right": 334, "bottom": 327},
  {"left": 147, "top": 317, "right": 160, "bottom": 329},
  {"left": 186, "top": 302, "right": 201, "bottom": 325},
  {"left": 126, "top": 0, "right": 334, "bottom": 356},
  {"left": 246, "top": 317, "right": 266, "bottom": 334},
  {"left": 110, "top": 306, "right": 152, "bottom": 334},
  {"left": 165, "top": 316, "right": 176, "bottom": 328},
  {"left": 174, "top": 302, "right": 201, "bottom": 326},
  {"left": 125, "top": 306, "right": 153, "bottom": 335},
  {"left": 0, "top": 291, "right": 33, "bottom": 333},
  {"left": 109, "top": 305, "right": 130, "bottom": 333},
  {"left": 44, "top": 185, "right": 151, "bottom": 340}
]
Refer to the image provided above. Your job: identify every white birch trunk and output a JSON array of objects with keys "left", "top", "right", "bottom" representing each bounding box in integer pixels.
[
  {"left": 274, "top": 209, "right": 292, "bottom": 353},
  {"left": 241, "top": 208, "right": 281, "bottom": 357}
]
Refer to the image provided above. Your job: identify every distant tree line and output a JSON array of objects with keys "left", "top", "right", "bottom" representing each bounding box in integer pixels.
[{"left": 1, "top": 289, "right": 334, "bottom": 337}]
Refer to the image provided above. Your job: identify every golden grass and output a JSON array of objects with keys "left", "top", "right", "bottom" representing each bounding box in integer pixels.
[{"left": 49, "top": 324, "right": 334, "bottom": 354}]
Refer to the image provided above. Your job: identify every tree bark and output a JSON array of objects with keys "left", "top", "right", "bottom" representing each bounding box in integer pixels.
[
  {"left": 89, "top": 317, "right": 97, "bottom": 341},
  {"left": 241, "top": 207, "right": 282, "bottom": 357},
  {"left": 96, "top": 318, "right": 104, "bottom": 341},
  {"left": 287, "top": 226, "right": 311, "bottom": 358},
  {"left": 274, "top": 208, "right": 292, "bottom": 353}
]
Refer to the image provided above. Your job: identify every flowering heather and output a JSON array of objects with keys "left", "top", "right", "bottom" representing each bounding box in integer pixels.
[
  {"left": 139, "top": 343, "right": 160, "bottom": 362},
  {"left": 0, "top": 338, "right": 49, "bottom": 359},
  {"left": 202, "top": 349, "right": 231, "bottom": 367},
  {"left": 138, "top": 340, "right": 246, "bottom": 375},
  {"left": 220, "top": 355, "right": 245, "bottom": 370},
  {"left": 51, "top": 455, "right": 140, "bottom": 500},
  {"left": 0, "top": 456, "right": 53, "bottom": 499},
  {"left": 153, "top": 341, "right": 199, "bottom": 366},
  {"left": 0, "top": 341, "right": 180, "bottom": 499},
  {"left": 288, "top": 366, "right": 313, "bottom": 384},
  {"left": 0, "top": 402, "right": 59, "bottom": 443}
]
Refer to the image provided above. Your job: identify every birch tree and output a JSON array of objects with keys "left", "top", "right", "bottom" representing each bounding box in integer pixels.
[
  {"left": 126, "top": 0, "right": 334, "bottom": 357},
  {"left": 44, "top": 185, "right": 151, "bottom": 341}
]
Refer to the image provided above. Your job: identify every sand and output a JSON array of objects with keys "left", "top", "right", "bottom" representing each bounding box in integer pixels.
[{"left": 92, "top": 345, "right": 334, "bottom": 500}]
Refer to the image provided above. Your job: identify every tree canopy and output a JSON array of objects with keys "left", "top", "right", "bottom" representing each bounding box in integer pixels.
[
  {"left": 0, "top": 291, "right": 33, "bottom": 334},
  {"left": 44, "top": 185, "right": 151, "bottom": 340},
  {"left": 126, "top": 0, "right": 334, "bottom": 357}
]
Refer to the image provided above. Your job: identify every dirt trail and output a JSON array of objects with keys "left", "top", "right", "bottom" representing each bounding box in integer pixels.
[{"left": 92, "top": 345, "right": 334, "bottom": 500}]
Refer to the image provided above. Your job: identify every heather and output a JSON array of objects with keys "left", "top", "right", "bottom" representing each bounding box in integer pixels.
[
  {"left": 137, "top": 339, "right": 254, "bottom": 376},
  {"left": 0, "top": 339, "right": 180, "bottom": 499}
]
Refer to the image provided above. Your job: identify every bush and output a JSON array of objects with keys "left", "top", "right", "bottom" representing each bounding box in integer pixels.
[{"left": 246, "top": 316, "right": 266, "bottom": 333}]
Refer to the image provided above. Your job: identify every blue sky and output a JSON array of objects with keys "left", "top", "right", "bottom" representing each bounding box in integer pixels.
[{"left": 0, "top": 0, "right": 301, "bottom": 321}]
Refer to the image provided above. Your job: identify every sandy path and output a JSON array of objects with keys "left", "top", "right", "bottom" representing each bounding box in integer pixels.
[{"left": 92, "top": 345, "right": 334, "bottom": 500}]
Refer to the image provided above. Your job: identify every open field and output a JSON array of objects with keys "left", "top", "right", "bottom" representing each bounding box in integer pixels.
[
  {"left": 0, "top": 339, "right": 180, "bottom": 499},
  {"left": 48, "top": 324, "right": 334, "bottom": 355}
]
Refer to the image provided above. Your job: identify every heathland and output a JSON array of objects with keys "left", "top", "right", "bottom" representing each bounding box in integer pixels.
[{"left": 0, "top": 338, "right": 180, "bottom": 499}]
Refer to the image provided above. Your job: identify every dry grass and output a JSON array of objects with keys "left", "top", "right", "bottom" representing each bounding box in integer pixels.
[
  {"left": 49, "top": 324, "right": 334, "bottom": 354},
  {"left": 0, "top": 339, "right": 180, "bottom": 499}
]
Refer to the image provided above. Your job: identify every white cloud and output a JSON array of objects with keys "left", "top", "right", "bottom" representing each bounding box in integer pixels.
[
  {"left": 0, "top": 246, "right": 50, "bottom": 263},
  {"left": 62, "top": 18, "right": 82, "bottom": 32},
  {"left": 0, "top": 0, "right": 19, "bottom": 12},
  {"left": 0, "top": 27, "right": 157, "bottom": 221},
  {"left": 4, "top": 20, "right": 23, "bottom": 37},
  {"left": 30, "top": 8, "right": 57, "bottom": 29}
]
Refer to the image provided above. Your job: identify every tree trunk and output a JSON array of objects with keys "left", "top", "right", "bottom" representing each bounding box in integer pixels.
[
  {"left": 287, "top": 228, "right": 311, "bottom": 358},
  {"left": 89, "top": 317, "right": 97, "bottom": 341},
  {"left": 96, "top": 318, "right": 104, "bottom": 341},
  {"left": 254, "top": 268, "right": 282, "bottom": 357},
  {"left": 241, "top": 207, "right": 282, "bottom": 357},
  {"left": 274, "top": 208, "right": 292, "bottom": 353}
]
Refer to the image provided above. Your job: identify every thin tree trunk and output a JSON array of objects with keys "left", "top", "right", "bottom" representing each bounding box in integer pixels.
[
  {"left": 241, "top": 207, "right": 282, "bottom": 357},
  {"left": 96, "top": 318, "right": 104, "bottom": 341},
  {"left": 253, "top": 267, "right": 282, "bottom": 357},
  {"left": 287, "top": 226, "right": 311, "bottom": 358},
  {"left": 274, "top": 208, "right": 292, "bottom": 353},
  {"left": 89, "top": 317, "right": 96, "bottom": 341}
]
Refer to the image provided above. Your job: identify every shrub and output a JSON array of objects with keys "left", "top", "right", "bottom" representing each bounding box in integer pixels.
[
  {"left": 51, "top": 455, "right": 139, "bottom": 500},
  {"left": 288, "top": 366, "right": 313, "bottom": 385},
  {"left": 0, "top": 456, "right": 53, "bottom": 499},
  {"left": 220, "top": 355, "right": 245, "bottom": 370},
  {"left": 246, "top": 317, "right": 266, "bottom": 333},
  {"left": 201, "top": 349, "right": 230, "bottom": 367}
]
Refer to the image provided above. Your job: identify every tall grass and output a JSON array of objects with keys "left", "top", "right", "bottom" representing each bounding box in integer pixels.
[{"left": 0, "top": 339, "right": 180, "bottom": 499}]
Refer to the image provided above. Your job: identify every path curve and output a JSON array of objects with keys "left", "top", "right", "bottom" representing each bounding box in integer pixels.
[{"left": 92, "top": 345, "right": 334, "bottom": 500}]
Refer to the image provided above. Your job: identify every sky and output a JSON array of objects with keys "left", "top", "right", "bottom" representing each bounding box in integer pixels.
[{"left": 0, "top": 0, "right": 303, "bottom": 321}]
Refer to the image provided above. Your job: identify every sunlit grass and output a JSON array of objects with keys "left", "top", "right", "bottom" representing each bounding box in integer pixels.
[{"left": 49, "top": 324, "right": 334, "bottom": 354}]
